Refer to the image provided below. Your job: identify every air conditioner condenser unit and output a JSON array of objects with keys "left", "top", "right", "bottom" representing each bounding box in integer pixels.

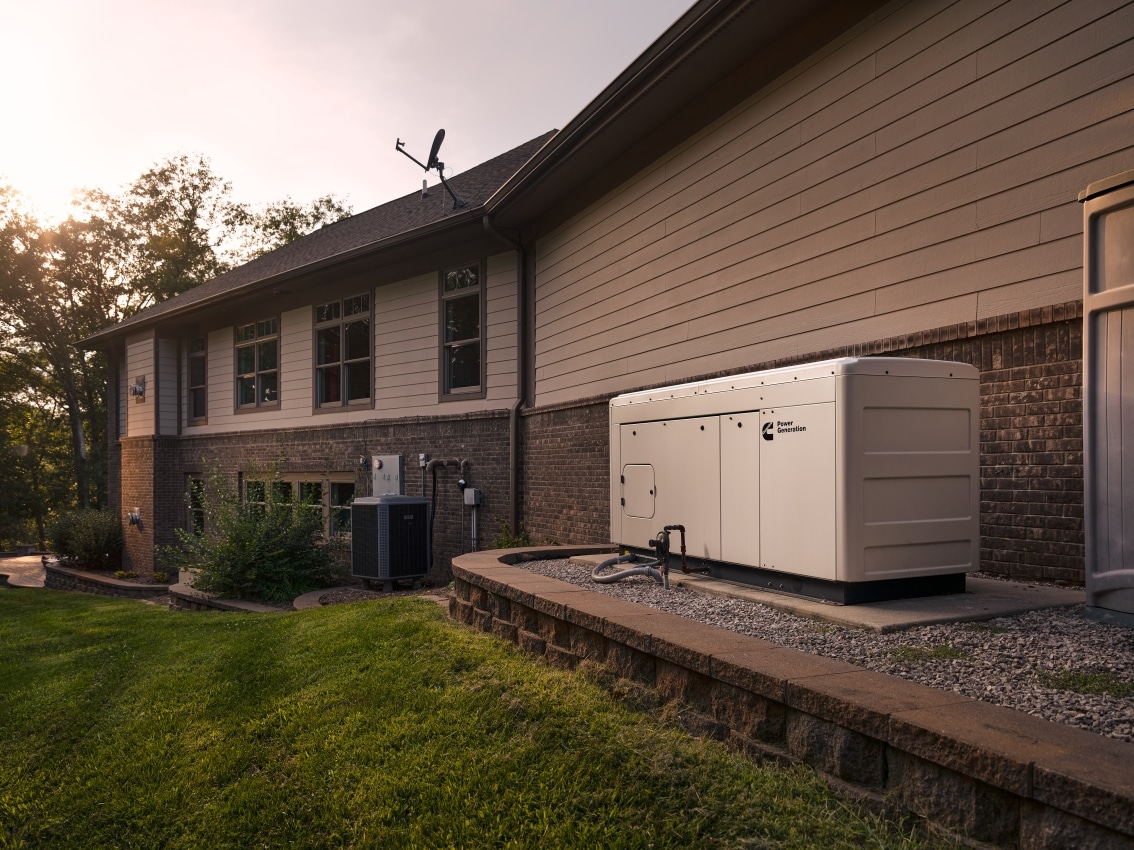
[{"left": 351, "top": 495, "right": 430, "bottom": 582}]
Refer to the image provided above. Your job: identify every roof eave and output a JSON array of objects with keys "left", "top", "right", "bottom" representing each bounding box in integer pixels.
[
  {"left": 485, "top": 0, "right": 884, "bottom": 228},
  {"left": 77, "top": 204, "right": 486, "bottom": 351}
]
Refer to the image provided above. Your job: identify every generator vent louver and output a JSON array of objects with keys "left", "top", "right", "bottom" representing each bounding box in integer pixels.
[{"left": 351, "top": 496, "right": 430, "bottom": 581}]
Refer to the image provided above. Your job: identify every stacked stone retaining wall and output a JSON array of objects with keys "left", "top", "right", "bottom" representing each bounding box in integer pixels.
[
  {"left": 452, "top": 548, "right": 1134, "bottom": 849},
  {"left": 44, "top": 564, "right": 170, "bottom": 600}
]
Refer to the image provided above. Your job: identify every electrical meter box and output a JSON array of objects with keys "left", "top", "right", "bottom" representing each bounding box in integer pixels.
[{"left": 609, "top": 357, "right": 979, "bottom": 602}]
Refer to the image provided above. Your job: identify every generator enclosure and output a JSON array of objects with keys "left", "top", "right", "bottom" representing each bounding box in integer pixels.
[
  {"left": 1081, "top": 169, "right": 1134, "bottom": 625},
  {"left": 351, "top": 495, "right": 430, "bottom": 581},
  {"left": 609, "top": 357, "right": 979, "bottom": 591}
]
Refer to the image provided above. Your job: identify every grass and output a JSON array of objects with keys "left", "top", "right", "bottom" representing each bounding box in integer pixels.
[
  {"left": 1035, "top": 669, "right": 1134, "bottom": 698},
  {"left": 887, "top": 644, "right": 969, "bottom": 664},
  {"left": 0, "top": 589, "right": 958, "bottom": 849}
]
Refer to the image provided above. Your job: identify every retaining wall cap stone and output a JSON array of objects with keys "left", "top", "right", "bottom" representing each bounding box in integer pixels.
[
  {"left": 783, "top": 669, "right": 972, "bottom": 740},
  {"left": 887, "top": 698, "right": 1089, "bottom": 797}
]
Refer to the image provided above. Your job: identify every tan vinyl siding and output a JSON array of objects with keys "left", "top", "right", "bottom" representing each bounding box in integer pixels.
[
  {"left": 485, "top": 252, "right": 519, "bottom": 398},
  {"left": 374, "top": 252, "right": 517, "bottom": 418},
  {"left": 184, "top": 251, "right": 519, "bottom": 433},
  {"left": 157, "top": 338, "right": 178, "bottom": 435},
  {"left": 187, "top": 308, "right": 367, "bottom": 434},
  {"left": 374, "top": 272, "right": 440, "bottom": 414},
  {"left": 124, "top": 333, "right": 154, "bottom": 438},
  {"left": 532, "top": 0, "right": 1134, "bottom": 406}
]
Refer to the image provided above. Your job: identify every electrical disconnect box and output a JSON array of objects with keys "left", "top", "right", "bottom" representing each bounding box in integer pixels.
[
  {"left": 372, "top": 455, "right": 404, "bottom": 496},
  {"left": 609, "top": 357, "right": 979, "bottom": 602}
]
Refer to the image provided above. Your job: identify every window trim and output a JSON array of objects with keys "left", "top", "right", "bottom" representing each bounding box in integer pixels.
[
  {"left": 311, "top": 292, "right": 375, "bottom": 413},
  {"left": 234, "top": 317, "right": 281, "bottom": 412},
  {"left": 438, "top": 259, "right": 487, "bottom": 402}
]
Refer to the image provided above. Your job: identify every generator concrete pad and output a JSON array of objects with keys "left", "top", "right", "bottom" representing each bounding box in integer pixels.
[{"left": 567, "top": 555, "right": 1084, "bottom": 632}]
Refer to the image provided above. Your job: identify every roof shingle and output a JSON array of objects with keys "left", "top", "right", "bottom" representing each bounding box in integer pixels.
[{"left": 82, "top": 131, "right": 555, "bottom": 346}]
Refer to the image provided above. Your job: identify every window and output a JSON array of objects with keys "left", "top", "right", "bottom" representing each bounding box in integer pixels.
[
  {"left": 188, "top": 337, "right": 207, "bottom": 422},
  {"left": 235, "top": 318, "right": 279, "bottom": 408},
  {"left": 440, "top": 262, "right": 483, "bottom": 396},
  {"left": 329, "top": 482, "right": 355, "bottom": 534},
  {"left": 314, "top": 294, "right": 371, "bottom": 408},
  {"left": 242, "top": 473, "right": 355, "bottom": 537},
  {"left": 188, "top": 477, "right": 205, "bottom": 536}
]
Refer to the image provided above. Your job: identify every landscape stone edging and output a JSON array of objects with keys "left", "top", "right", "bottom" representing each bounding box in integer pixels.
[
  {"left": 167, "top": 584, "right": 291, "bottom": 613},
  {"left": 451, "top": 548, "right": 1134, "bottom": 849},
  {"left": 44, "top": 564, "right": 170, "bottom": 599}
]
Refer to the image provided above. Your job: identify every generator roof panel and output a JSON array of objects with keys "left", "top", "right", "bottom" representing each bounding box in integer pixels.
[{"left": 609, "top": 358, "right": 977, "bottom": 409}]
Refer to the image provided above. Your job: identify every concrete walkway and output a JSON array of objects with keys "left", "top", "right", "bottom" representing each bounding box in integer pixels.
[
  {"left": 0, "top": 555, "right": 47, "bottom": 588},
  {"left": 569, "top": 554, "right": 1084, "bottom": 632}
]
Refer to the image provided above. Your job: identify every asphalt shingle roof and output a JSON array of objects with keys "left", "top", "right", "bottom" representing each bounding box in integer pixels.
[{"left": 83, "top": 131, "right": 555, "bottom": 345}]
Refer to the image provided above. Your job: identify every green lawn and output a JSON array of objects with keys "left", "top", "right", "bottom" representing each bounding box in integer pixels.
[{"left": 0, "top": 589, "right": 954, "bottom": 849}]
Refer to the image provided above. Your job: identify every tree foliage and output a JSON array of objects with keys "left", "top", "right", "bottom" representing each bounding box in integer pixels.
[{"left": 0, "top": 156, "right": 351, "bottom": 545}]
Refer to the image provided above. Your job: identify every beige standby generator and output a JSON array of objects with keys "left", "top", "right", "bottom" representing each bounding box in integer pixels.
[{"left": 608, "top": 357, "right": 980, "bottom": 603}]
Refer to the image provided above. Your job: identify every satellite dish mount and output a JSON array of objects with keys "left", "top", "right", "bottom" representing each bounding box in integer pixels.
[{"left": 395, "top": 129, "right": 466, "bottom": 209}]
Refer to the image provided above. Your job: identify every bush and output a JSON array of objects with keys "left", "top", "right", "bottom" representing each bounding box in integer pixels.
[
  {"left": 49, "top": 510, "right": 123, "bottom": 571},
  {"left": 158, "top": 468, "right": 347, "bottom": 602},
  {"left": 490, "top": 519, "right": 534, "bottom": 549}
]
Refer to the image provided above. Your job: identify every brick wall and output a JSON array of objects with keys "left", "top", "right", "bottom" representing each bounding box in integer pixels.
[
  {"left": 116, "top": 305, "right": 1084, "bottom": 584},
  {"left": 171, "top": 410, "right": 511, "bottom": 583},
  {"left": 517, "top": 303, "right": 1085, "bottom": 584},
  {"left": 119, "top": 437, "right": 153, "bottom": 573},
  {"left": 519, "top": 399, "right": 610, "bottom": 547}
]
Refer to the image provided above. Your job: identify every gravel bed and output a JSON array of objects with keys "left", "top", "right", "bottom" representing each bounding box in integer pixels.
[{"left": 515, "top": 558, "right": 1134, "bottom": 743}]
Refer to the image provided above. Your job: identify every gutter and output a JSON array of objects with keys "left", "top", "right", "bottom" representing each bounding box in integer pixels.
[{"left": 482, "top": 215, "right": 527, "bottom": 534}]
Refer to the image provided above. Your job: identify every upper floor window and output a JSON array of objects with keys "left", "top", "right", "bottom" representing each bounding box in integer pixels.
[
  {"left": 187, "top": 337, "right": 207, "bottom": 422},
  {"left": 440, "top": 262, "right": 484, "bottom": 397},
  {"left": 235, "top": 318, "right": 279, "bottom": 408},
  {"left": 315, "top": 294, "right": 371, "bottom": 408}
]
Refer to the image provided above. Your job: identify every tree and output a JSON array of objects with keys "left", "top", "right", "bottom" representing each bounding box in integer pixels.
[
  {"left": 0, "top": 158, "right": 352, "bottom": 529},
  {"left": 229, "top": 194, "right": 352, "bottom": 264},
  {"left": 118, "top": 154, "right": 242, "bottom": 308},
  {"left": 0, "top": 352, "right": 72, "bottom": 548},
  {"left": 0, "top": 186, "right": 98, "bottom": 508}
]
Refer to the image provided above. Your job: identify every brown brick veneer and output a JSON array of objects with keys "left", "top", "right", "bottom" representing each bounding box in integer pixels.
[
  {"left": 117, "top": 412, "right": 511, "bottom": 578},
  {"left": 520, "top": 303, "right": 1084, "bottom": 583},
  {"left": 112, "top": 303, "right": 1085, "bottom": 583}
]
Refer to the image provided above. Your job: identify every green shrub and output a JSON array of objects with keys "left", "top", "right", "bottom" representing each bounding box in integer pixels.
[
  {"left": 158, "top": 468, "right": 346, "bottom": 602},
  {"left": 49, "top": 509, "right": 123, "bottom": 571},
  {"left": 490, "top": 519, "right": 534, "bottom": 549}
]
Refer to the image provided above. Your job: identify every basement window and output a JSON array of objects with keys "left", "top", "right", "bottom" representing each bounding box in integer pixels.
[{"left": 241, "top": 473, "right": 356, "bottom": 537}]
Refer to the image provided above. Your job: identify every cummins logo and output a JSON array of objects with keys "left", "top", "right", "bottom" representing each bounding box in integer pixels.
[{"left": 763, "top": 420, "right": 807, "bottom": 440}]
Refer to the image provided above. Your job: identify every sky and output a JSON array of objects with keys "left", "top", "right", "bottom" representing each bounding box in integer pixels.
[{"left": 0, "top": 0, "right": 691, "bottom": 223}]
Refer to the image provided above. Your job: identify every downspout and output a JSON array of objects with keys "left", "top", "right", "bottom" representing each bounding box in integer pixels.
[{"left": 483, "top": 216, "right": 526, "bottom": 534}]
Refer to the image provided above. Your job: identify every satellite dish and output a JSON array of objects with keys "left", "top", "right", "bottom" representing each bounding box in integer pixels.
[
  {"left": 394, "top": 127, "right": 465, "bottom": 209},
  {"left": 426, "top": 129, "right": 445, "bottom": 171}
]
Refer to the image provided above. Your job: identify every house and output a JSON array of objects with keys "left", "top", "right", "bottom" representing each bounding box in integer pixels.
[{"left": 82, "top": 0, "right": 1134, "bottom": 583}]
